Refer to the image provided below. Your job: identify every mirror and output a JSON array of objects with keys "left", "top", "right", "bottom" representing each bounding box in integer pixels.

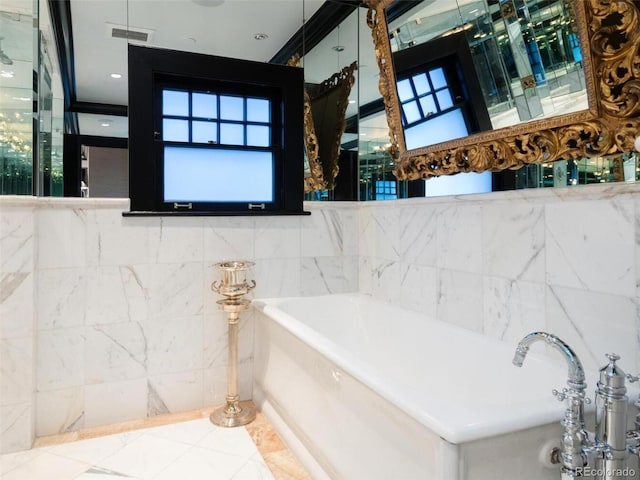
[
  {"left": 306, "top": 61, "right": 357, "bottom": 191},
  {"left": 364, "top": 0, "right": 640, "bottom": 179}
]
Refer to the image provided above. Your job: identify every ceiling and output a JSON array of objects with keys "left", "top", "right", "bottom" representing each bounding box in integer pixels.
[{"left": 1, "top": 0, "right": 484, "bottom": 145}]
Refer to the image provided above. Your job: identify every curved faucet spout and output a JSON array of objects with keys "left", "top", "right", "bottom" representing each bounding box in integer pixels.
[{"left": 513, "top": 331, "right": 586, "bottom": 387}]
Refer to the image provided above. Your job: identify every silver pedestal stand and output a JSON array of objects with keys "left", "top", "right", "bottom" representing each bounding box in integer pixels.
[{"left": 209, "top": 260, "right": 256, "bottom": 427}]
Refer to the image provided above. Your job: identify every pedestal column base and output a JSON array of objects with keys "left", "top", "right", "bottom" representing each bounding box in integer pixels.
[{"left": 210, "top": 400, "right": 257, "bottom": 428}]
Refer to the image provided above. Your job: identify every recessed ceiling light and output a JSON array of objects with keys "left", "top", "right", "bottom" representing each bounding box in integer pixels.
[
  {"left": 254, "top": 33, "right": 269, "bottom": 41},
  {"left": 100, "top": 119, "right": 111, "bottom": 127},
  {"left": 0, "top": 70, "right": 14, "bottom": 78},
  {"left": 332, "top": 45, "right": 345, "bottom": 52},
  {"left": 110, "top": 73, "right": 122, "bottom": 79}
]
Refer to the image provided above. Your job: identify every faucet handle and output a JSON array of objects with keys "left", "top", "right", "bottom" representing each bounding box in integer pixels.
[
  {"left": 627, "top": 373, "right": 640, "bottom": 383},
  {"left": 552, "top": 388, "right": 569, "bottom": 401},
  {"left": 552, "top": 387, "right": 591, "bottom": 404}
]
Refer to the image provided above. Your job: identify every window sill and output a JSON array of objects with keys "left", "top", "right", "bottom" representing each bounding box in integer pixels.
[{"left": 122, "top": 210, "right": 311, "bottom": 217}]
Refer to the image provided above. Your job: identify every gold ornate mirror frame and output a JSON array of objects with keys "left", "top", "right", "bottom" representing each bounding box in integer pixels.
[{"left": 364, "top": 0, "right": 640, "bottom": 180}]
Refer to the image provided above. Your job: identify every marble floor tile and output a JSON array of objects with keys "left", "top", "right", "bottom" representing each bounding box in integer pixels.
[{"left": 1, "top": 409, "right": 309, "bottom": 480}]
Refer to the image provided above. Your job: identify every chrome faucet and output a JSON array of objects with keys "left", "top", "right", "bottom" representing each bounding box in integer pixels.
[
  {"left": 513, "top": 332, "right": 640, "bottom": 479},
  {"left": 513, "top": 332, "right": 592, "bottom": 479}
]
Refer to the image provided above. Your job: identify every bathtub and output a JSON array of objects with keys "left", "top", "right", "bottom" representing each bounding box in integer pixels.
[{"left": 252, "top": 294, "right": 576, "bottom": 480}]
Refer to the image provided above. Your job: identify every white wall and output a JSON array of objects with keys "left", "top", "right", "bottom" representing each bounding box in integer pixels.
[
  {"left": 358, "top": 183, "right": 640, "bottom": 376},
  {"left": 2, "top": 183, "right": 639, "bottom": 453},
  {"left": 0, "top": 197, "right": 358, "bottom": 452}
]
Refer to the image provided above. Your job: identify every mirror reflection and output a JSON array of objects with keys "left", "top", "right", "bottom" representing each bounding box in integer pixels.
[{"left": 390, "top": 0, "right": 587, "bottom": 145}]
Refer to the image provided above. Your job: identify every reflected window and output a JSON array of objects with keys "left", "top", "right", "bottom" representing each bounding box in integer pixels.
[{"left": 397, "top": 69, "right": 456, "bottom": 128}]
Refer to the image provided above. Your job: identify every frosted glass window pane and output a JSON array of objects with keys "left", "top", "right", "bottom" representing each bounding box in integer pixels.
[
  {"left": 412, "top": 73, "right": 430, "bottom": 96},
  {"left": 402, "top": 101, "right": 421, "bottom": 124},
  {"left": 220, "top": 96, "right": 244, "bottom": 121},
  {"left": 163, "top": 119, "right": 189, "bottom": 142},
  {"left": 247, "top": 125, "right": 270, "bottom": 147},
  {"left": 163, "top": 90, "right": 189, "bottom": 117},
  {"left": 429, "top": 68, "right": 447, "bottom": 90},
  {"left": 247, "top": 98, "right": 270, "bottom": 123},
  {"left": 404, "top": 108, "right": 468, "bottom": 150},
  {"left": 397, "top": 79, "right": 414, "bottom": 102},
  {"left": 220, "top": 123, "right": 244, "bottom": 145},
  {"left": 192, "top": 121, "right": 218, "bottom": 144},
  {"left": 164, "top": 146, "right": 273, "bottom": 202},
  {"left": 419, "top": 95, "right": 437, "bottom": 116},
  {"left": 436, "top": 89, "right": 454, "bottom": 110},
  {"left": 192, "top": 93, "right": 217, "bottom": 118}
]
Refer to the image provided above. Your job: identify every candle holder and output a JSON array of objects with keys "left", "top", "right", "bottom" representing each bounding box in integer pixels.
[{"left": 209, "top": 260, "right": 257, "bottom": 427}]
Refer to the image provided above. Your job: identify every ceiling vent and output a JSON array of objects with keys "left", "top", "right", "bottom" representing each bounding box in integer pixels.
[{"left": 106, "top": 23, "right": 155, "bottom": 43}]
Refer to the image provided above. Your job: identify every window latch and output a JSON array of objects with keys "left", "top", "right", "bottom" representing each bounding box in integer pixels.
[
  {"left": 173, "top": 202, "right": 193, "bottom": 210},
  {"left": 248, "top": 203, "right": 265, "bottom": 210}
]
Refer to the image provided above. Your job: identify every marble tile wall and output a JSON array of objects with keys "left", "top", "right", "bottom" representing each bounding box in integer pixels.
[
  {"left": 0, "top": 197, "right": 358, "bottom": 453},
  {"left": 3, "top": 183, "right": 639, "bottom": 454},
  {"left": 358, "top": 183, "right": 640, "bottom": 376}
]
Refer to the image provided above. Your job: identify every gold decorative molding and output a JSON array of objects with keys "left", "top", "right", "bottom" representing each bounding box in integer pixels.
[
  {"left": 288, "top": 54, "right": 325, "bottom": 192},
  {"left": 364, "top": 0, "right": 640, "bottom": 180}
]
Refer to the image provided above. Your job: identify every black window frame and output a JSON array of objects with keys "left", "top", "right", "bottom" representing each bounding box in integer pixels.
[{"left": 127, "top": 45, "right": 307, "bottom": 216}]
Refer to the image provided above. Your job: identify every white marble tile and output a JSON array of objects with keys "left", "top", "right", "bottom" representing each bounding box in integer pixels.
[
  {"left": 0, "top": 272, "right": 33, "bottom": 339},
  {"left": 85, "top": 266, "right": 148, "bottom": 326},
  {"left": 546, "top": 285, "right": 637, "bottom": 373},
  {"left": 144, "top": 315, "right": 203, "bottom": 376},
  {"left": 359, "top": 257, "right": 400, "bottom": 303},
  {"left": 482, "top": 203, "right": 545, "bottom": 282},
  {"left": 231, "top": 453, "right": 274, "bottom": 480},
  {"left": 147, "top": 263, "right": 204, "bottom": 319},
  {"left": 254, "top": 217, "right": 301, "bottom": 260},
  {"left": 84, "top": 379, "right": 147, "bottom": 429},
  {"left": 35, "top": 387, "right": 84, "bottom": 436},
  {"left": 0, "top": 207, "right": 34, "bottom": 273},
  {"left": 152, "top": 445, "right": 251, "bottom": 480},
  {"left": 147, "top": 370, "right": 204, "bottom": 416},
  {"left": 301, "top": 208, "right": 353, "bottom": 257},
  {"left": 546, "top": 198, "right": 635, "bottom": 297},
  {"left": 44, "top": 431, "right": 144, "bottom": 466},
  {"left": 37, "top": 327, "right": 85, "bottom": 391},
  {"left": 251, "top": 258, "right": 301, "bottom": 298},
  {"left": 300, "top": 256, "right": 356, "bottom": 295},
  {"left": 398, "top": 204, "right": 438, "bottom": 266},
  {"left": 1, "top": 337, "right": 33, "bottom": 405},
  {"left": 37, "top": 268, "right": 86, "bottom": 330},
  {"left": 0, "top": 447, "right": 43, "bottom": 475},
  {"left": 37, "top": 208, "right": 88, "bottom": 269},
  {"left": 74, "top": 467, "right": 142, "bottom": 479},
  {"left": 483, "top": 276, "right": 546, "bottom": 344},
  {"left": 147, "top": 217, "right": 204, "bottom": 265},
  {"left": 0, "top": 402, "right": 33, "bottom": 453},
  {"left": 358, "top": 206, "right": 400, "bottom": 261},
  {"left": 85, "top": 209, "right": 150, "bottom": 267},
  {"left": 198, "top": 425, "right": 260, "bottom": 460},
  {"left": 398, "top": 263, "right": 437, "bottom": 318},
  {"left": 85, "top": 323, "right": 147, "bottom": 384},
  {"left": 437, "top": 269, "right": 484, "bottom": 333},
  {"left": 0, "top": 451, "right": 90, "bottom": 480},
  {"left": 96, "top": 433, "right": 191, "bottom": 480},
  {"left": 436, "top": 204, "right": 483, "bottom": 274},
  {"left": 204, "top": 217, "right": 255, "bottom": 263}
]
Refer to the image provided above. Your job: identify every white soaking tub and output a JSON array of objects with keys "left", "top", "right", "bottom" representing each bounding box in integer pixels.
[{"left": 252, "top": 293, "right": 574, "bottom": 480}]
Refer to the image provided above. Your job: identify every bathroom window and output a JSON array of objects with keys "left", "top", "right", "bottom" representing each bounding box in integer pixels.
[
  {"left": 127, "top": 45, "right": 306, "bottom": 215},
  {"left": 157, "top": 82, "right": 276, "bottom": 205}
]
